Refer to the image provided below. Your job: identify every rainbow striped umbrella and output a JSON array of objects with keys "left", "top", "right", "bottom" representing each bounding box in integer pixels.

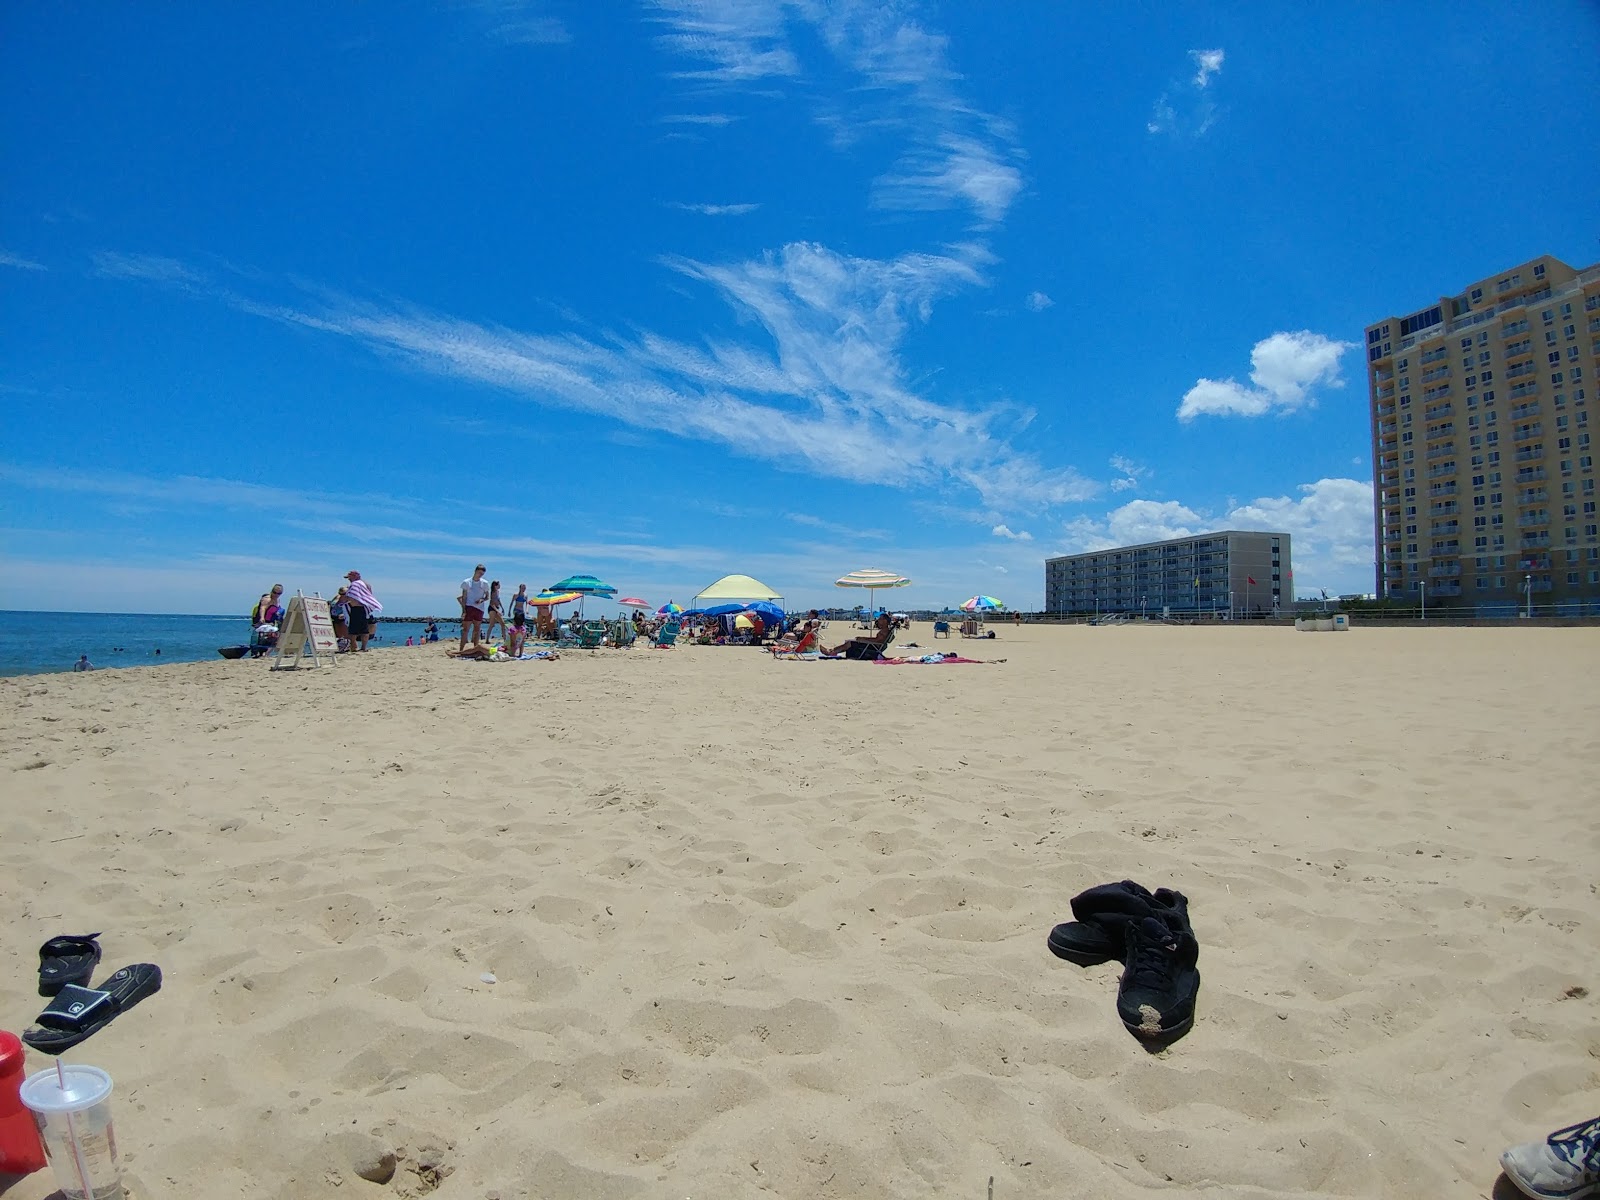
[
  {"left": 656, "top": 601, "right": 683, "bottom": 616},
  {"left": 960, "top": 595, "right": 1004, "bottom": 612},
  {"left": 531, "top": 590, "right": 581, "bottom": 607}
]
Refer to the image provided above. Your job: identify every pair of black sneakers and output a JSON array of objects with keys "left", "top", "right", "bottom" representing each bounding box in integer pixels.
[{"left": 1048, "top": 881, "right": 1200, "bottom": 1042}]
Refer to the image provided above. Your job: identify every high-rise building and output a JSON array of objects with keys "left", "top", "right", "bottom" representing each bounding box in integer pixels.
[
  {"left": 1367, "top": 255, "right": 1600, "bottom": 612},
  {"left": 1044, "top": 531, "right": 1290, "bottom": 618}
]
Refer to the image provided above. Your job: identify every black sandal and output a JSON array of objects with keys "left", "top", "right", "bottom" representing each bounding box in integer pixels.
[
  {"left": 23, "top": 963, "right": 162, "bottom": 1055},
  {"left": 37, "top": 933, "right": 102, "bottom": 996}
]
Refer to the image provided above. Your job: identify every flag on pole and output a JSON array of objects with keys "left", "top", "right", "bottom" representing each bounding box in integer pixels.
[{"left": 1248, "top": 576, "right": 1257, "bottom": 585}]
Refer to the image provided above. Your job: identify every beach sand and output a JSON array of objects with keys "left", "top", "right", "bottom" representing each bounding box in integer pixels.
[{"left": 1, "top": 624, "right": 1596, "bottom": 1199}]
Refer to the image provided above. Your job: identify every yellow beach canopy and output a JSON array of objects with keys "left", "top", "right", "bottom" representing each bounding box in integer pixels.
[{"left": 695, "top": 573, "right": 784, "bottom": 601}]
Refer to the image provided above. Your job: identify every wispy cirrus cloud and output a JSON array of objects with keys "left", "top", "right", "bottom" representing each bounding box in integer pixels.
[
  {"left": 92, "top": 244, "right": 1094, "bottom": 513},
  {"left": 652, "top": 1, "right": 1023, "bottom": 226},
  {"left": 1149, "top": 47, "right": 1226, "bottom": 137},
  {"left": 652, "top": 0, "right": 800, "bottom": 81},
  {"left": 1177, "top": 330, "right": 1354, "bottom": 421},
  {"left": 91, "top": 251, "right": 207, "bottom": 285},
  {"left": 669, "top": 201, "right": 760, "bottom": 216},
  {"left": 467, "top": 0, "right": 571, "bottom": 46},
  {"left": 660, "top": 113, "right": 740, "bottom": 126},
  {"left": 1, "top": 250, "right": 46, "bottom": 271}
]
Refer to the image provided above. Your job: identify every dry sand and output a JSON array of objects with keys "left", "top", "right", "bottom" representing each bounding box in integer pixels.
[{"left": 1, "top": 623, "right": 1596, "bottom": 1199}]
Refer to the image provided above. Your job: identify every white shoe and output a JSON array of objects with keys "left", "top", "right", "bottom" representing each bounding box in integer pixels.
[{"left": 1501, "top": 1117, "right": 1600, "bottom": 1199}]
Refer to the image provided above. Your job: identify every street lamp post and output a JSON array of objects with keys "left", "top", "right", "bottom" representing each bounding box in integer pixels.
[
  {"left": 1419, "top": 579, "right": 1426, "bottom": 621},
  {"left": 1525, "top": 573, "right": 1534, "bottom": 619},
  {"left": 1141, "top": 594, "right": 1147, "bottom": 620},
  {"left": 1228, "top": 590, "right": 1234, "bottom": 621}
]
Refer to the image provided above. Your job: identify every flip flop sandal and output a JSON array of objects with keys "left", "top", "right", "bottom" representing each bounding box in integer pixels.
[
  {"left": 23, "top": 964, "right": 162, "bottom": 1055},
  {"left": 37, "top": 933, "right": 102, "bottom": 996}
]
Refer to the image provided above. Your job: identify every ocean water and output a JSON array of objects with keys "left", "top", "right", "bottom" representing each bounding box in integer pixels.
[{"left": 0, "top": 611, "right": 443, "bottom": 677}]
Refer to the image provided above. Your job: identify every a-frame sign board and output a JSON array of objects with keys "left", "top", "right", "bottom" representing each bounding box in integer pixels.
[{"left": 272, "top": 594, "right": 339, "bottom": 669}]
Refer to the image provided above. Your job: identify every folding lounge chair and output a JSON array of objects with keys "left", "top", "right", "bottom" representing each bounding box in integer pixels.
[
  {"left": 932, "top": 620, "right": 951, "bottom": 638},
  {"left": 653, "top": 619, "right": 681, "bottom": 647},
  {"left": 612, "top": 619, "right": 637, "bottom": 648},
  {"left": 576, "top": 620, "right": 607, "bottom": 649}
]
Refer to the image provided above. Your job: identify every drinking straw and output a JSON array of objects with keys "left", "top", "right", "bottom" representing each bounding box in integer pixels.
[{"left": 55, "top": 1059, "right": 98, "bottom": 1200}]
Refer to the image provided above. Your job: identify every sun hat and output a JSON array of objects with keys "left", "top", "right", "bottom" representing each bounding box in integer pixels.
[{"left": 345, "top": 570, "right": 360, "bottom": 579}]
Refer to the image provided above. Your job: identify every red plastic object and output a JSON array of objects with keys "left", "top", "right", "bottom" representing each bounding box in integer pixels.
[{"left": 0, "top": 1031, "right": 47, "bottom": 1174}]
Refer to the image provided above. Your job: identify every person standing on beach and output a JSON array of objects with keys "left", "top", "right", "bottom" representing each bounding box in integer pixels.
[
  {"left": 484, "top": 581, "right": 506, "bottom": 640},
  {"left": 343, "top": 571, "right": 382, "bottom": 653},
  {"left": 329, "top": 587, "right": 351, "bottom": 651},
  {"left": 459, "top": 564, "right": 490, "bottom": 651}
]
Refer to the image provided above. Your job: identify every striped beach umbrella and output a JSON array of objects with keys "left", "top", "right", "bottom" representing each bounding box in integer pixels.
[
  {"left": 960, "top": 595, "right": 1004, "bottom": 612},
  {"left": 836, "top": 568, "right": 911, "bottom": 619}
]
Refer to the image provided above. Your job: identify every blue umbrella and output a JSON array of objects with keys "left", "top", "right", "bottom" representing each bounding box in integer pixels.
[
  {"left": 549, "top": 574, "right": 617, "bottom": 618},
  {"left": 550, "top": 574, "right": 618, "bottom": 597}
]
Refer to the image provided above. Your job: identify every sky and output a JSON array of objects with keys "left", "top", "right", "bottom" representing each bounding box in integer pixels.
[{"left": 3, "top": 3, "right": 1599, "bottom": 617}]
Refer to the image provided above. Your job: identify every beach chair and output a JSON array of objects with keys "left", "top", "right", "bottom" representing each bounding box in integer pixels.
[
  {"left": 611, "top": 618, "right": 637, "bottom": 648},
  {"left": 575, "top": 620, "right": 607, "bottom": 649},
  {"left": 653, "top": 619, "right": 681, "bottom": 648},
  {"left": 932, "top": 620, "right": 951, "bottom": 638}
]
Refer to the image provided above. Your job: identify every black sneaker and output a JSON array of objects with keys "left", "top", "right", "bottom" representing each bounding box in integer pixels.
[
  {"left": 1048, "top": 882, "right": 1188, "bottom": 966},
  {"left": 1116, "top": 913, "right": 1200, "bottom": 1040}
]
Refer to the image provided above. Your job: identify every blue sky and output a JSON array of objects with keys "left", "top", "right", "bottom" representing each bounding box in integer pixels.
[{"left": 3, "top": 3, "right": 1598, "bottom": 616}]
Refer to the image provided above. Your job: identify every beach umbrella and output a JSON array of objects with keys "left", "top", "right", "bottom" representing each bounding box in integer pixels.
[
  {"left": 618, "top": 596, "right": 649, "bottom": 609},
  {"left": 531, "top": 590, "right": 581, "bottom": 606},
  {"left": 960, "top": 595, "right": 1004, "bottom": 612},
  {"left": 549, "top": 574, "right": 616, "bottom": 618},
  {"left": 550, "top": 574, "right": 618, "bottom": 597},
  {"left": 836, "top": 568, "right": 911, "bottom": 621},
  {"left": 656, "top": 602, "right": 683, "bottom": 616},
  {"left": 696, "top": 573, "right": 783, "bottom": 602}
]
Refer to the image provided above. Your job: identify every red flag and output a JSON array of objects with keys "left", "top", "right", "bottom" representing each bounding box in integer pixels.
[{"left": 1247, "top": 576, "right": 1257, "bottom": 585}]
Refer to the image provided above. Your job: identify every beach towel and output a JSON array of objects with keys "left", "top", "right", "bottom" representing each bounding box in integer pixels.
[{"left": 872, "top": 653, "right": 994, "bottom": 665}]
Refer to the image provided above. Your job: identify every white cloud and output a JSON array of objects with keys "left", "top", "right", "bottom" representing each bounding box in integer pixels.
[
  {"left": 0, "top": 250, "right": 46, "bottom": 271},
  {"left": 1149, "top": 47, "right": 1226, "bottom": 137},
  {"left": 91, "top": 251, "right": 206, "bottom": 285},
  {"left": 1025, "top": 291, "right": 1053, "bottom": 312},
  {"left": 105, "top": 242, "right": 1093, "bottom": 514},
  {"left": 652, "top": 0, "right": 801, "bottom": 81},
  {"left": 669, "top": 201, "right": 760, "bottom": 216},
  {"left": 1108, "top": 454, "right": 1148, "bottom": 492},
  {"left": 1057, "top": 478, "right": 1375, "bottom": 596},
  {"left": 1177, "top": 330, "right": 1354, "bottom": 421},
  {"left": 1191, "top": 48, "right": 1224, "bottom": 88},
  {"left": 872, "top": 132, "right": 1023, "bottom": 226},
  {"left": 654, "top": 1, "right": 1024, "bottom": 225},
  {"left": 991, "top": 524, "right": 1032, "bottom": 541},
  {"left": 660, "top": 113, "right": 740, "bottom": 126}
]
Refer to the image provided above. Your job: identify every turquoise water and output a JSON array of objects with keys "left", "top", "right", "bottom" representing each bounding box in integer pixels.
[{"left": 0, "top": 611, "right": 444, "bottom": 677}]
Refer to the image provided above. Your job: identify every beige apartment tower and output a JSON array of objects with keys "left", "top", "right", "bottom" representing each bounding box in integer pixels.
[{"left": 1367, "top": 255, "right": 1600, "bottom": 613}]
